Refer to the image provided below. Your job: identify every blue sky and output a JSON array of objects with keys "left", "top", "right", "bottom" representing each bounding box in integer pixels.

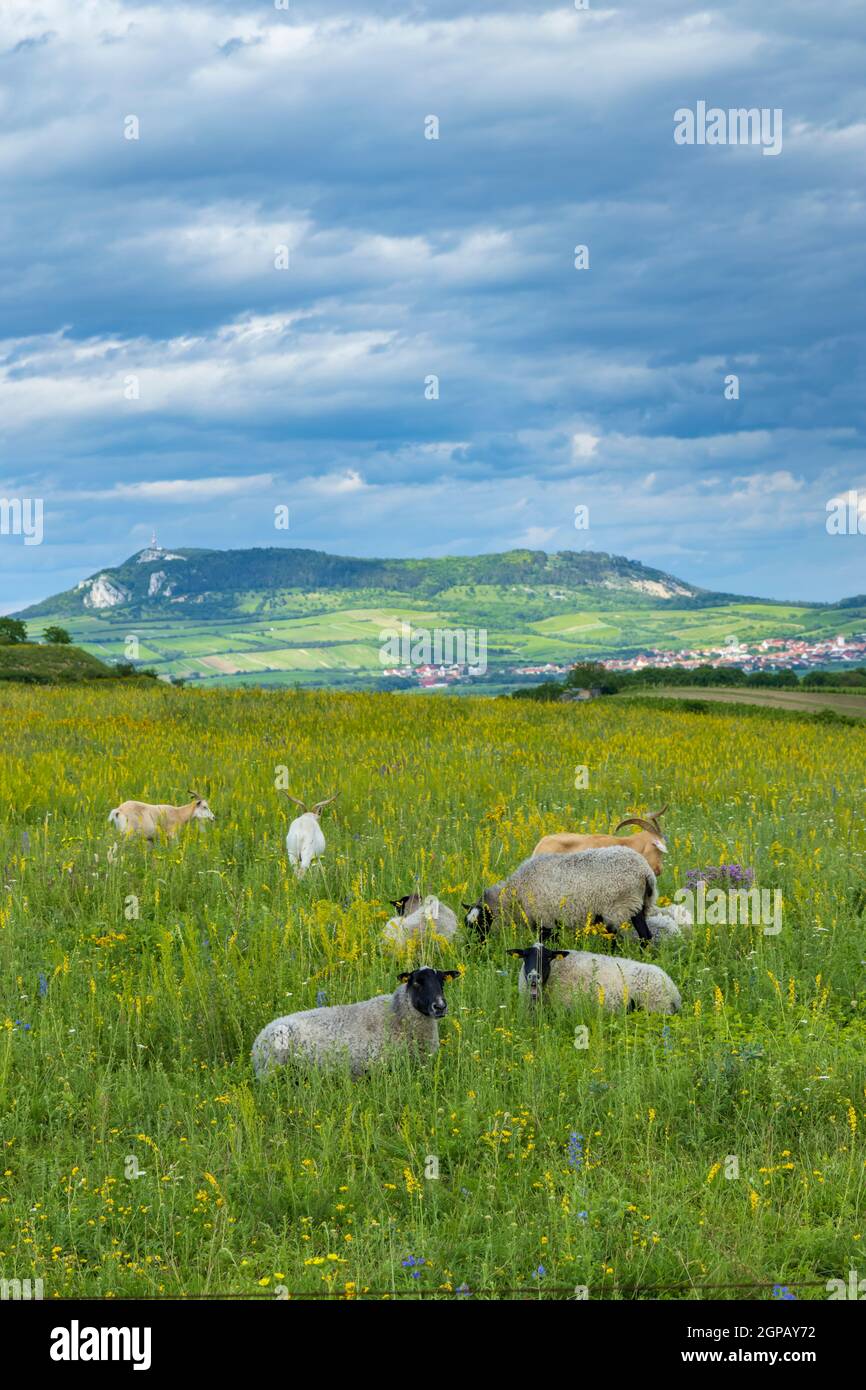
[{"left": 1, "top": 0, "right": 864, "bottom": 610}]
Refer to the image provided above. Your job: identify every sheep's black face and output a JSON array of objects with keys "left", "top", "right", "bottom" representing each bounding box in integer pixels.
[
  {"left": 398, "top": 967, "right": 460, "bottom": 1018},
  {"left": 389, "top": 894, "right": 422, "bottom": 916},
  {"left": 462, "top": 899, "right": 493, "bottom": 939},
  {"left": 508, "top": 945, "right": 569, "bottom": 1002}
]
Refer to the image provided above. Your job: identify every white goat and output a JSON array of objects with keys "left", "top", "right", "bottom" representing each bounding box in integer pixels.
[
  {"left": 285, "top": 792, "right": 337, "bottom": 877},
  {"left": 108, "top": 791, "right": 215, "bottom": 842}
]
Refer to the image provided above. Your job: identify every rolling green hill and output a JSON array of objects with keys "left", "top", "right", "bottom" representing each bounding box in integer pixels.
[
  {"left": 15, "top": 544, "right": 709, "bottom": 620},
  {"left": 12, "top": 544, "right": 866, "bottom": 689},
  {"left": 0, "top": 643, "right": 123, "bottom": 684}
]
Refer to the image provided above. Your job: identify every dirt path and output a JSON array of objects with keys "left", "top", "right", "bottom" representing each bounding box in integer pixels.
[{"left": 624, "top": 686, "right": 866, "bottom": 717}]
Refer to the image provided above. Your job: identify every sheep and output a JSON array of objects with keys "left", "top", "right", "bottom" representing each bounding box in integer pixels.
[
  {"left": 643, "top": 902, "right": 693, "bottom": 942},
  {"left": 509, "top": 941, "right": 681, "bottom": 1014},
  {"left": 532, "top": 804, "right": 670, "bottom": 877},
  {"left": 251, "top": 966, "right": 460, "bottom": 1077},
  {"left": 617, "top": 908, "right": 689, "bottom": 946},
  {"left": 381, "top": 894, "right": 459, "bottom": 948},
  {"left": 284, "top": 792, "right": 337, "bottom": 877},
  {"left": 463, "top": 846, "right": 657, "bottom": 944},
  {"left": 108, "top": 790, "right": 215, "bottom": 842},
  {"left": 388, "top": 893, "right": 425, "bottom": 915}
]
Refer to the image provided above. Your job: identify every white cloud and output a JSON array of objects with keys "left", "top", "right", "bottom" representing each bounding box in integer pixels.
[
  {"left": 70, "top": 474, "right": 275, "bottom": 502},
  {"left": 304, "top": 469, "right": 366, "bottom": 495},
  {"left": 572, "top": 432, "right": 599, "bottom": 459}
]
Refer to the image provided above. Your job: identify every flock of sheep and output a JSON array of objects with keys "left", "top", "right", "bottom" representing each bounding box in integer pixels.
[{"left": 108, "top": 792, "right": 692, "bottom": 1079}]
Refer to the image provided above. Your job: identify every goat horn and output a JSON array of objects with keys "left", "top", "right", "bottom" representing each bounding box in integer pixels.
[
  {"left": 311, "top": 793, "right": 338, "bottom": 812},
  {"left": 647, "top": 804, "right": 669, "bottom": 823},
  {"left": 284, "top": 794, "right": 308, "bottom": 810},
  {"left": 614, "top": 816, "right": 656, "bottom": 834}
]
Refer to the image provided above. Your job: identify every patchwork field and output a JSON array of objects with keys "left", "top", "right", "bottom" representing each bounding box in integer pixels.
[
  {"left": 0, "top": 685, "right": 863, "bottom": 1299},
  {"left": 26, "top": 591, "right": 866, "bottom": 688}
]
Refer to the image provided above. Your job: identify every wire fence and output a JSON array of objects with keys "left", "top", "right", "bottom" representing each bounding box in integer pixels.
[{"left": 22, "top": 1278, "right": 834, "bottom": 1300}]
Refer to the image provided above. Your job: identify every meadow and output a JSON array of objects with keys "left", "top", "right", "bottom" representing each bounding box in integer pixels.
[{"left": 0, "top": 683, "right": 864, "bottom": 1300}]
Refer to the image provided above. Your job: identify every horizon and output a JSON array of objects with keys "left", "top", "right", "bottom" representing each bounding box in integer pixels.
[{"left": 2, "top": 1, "right": 864, "bottom": 612}]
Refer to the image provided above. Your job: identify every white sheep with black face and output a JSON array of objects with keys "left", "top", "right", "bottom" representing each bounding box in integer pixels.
[
  {"left": 251, "top": 966, "right": 461, "bottom": 1077},
  {"left": 509, "top": 942, "right": 681, "bottom": 1014},
  {"left": 464, "top": 846, "right": 658, "bottom": 946},
  {"left": 381, "top": 894, "right": 459, "bottom": 948}
]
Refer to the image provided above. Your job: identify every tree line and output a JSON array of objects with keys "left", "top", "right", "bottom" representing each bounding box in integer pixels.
[{"left": 511, "top": 659, "right": 866, "bottom": 701}]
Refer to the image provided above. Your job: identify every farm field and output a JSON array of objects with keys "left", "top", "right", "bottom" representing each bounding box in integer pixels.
[
  {"left": 0, "top": 685, "right": 864, "bottom": 1300},
  {"left": 27, "top": 586, "right": 866, "bottom": 689},
  {"left": 628, "top": 687, "right": 866, "bottom": 718}
]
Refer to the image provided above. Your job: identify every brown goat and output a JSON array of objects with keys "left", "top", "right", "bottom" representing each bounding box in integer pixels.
[
  {"left": 531, "top": 805, "right": 669, "bottom": 877},
  {"left": 108, "top": 790, "right": 216, "bottom": 842}
]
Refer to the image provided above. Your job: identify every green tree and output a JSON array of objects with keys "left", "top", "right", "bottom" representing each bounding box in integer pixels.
[
  {"left": 563, "top": 661, "right": 622, "bottom": 694},
  {"left": 0, "top": 617, "right": 27, "bottom": 645},
  {"left": 43, "top": 625, "right": 72, "bottom": 645}
]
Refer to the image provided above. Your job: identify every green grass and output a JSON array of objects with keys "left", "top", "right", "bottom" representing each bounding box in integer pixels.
[
  {"left": 0, "top": 685, "right": 863, "bottom": 1299},
  {"left": 0, "top": 643, "right": 117, "bottom": 684}
]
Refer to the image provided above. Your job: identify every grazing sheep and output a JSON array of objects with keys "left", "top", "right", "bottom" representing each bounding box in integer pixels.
[
  {"left": 284, "top": 792, "right": 337, "bottom": 877},
  {"left": 532, "top": 804, "right": 670, "bottom": 877},
  {"left": 463, "top": 846, "right": 658, "bottom": 944},
  {"left": 108, "top": 791, "right": 215, "bottom": 842},
  {"left": 510, "top": 941, "right": 681, "bottom": 1014},
  {"left": 382, "top": 894, "right": 458, "bottom": 948},
  {"left": 252, "top": 966, "right": 460, "bottom": 1077}
]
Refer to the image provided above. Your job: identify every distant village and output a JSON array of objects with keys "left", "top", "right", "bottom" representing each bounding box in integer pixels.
[
  {"left": 513, "top": 632, "right": 866, "bottom": 681},
  {"left": 385, "top": 630, "right": 866, "bottom": 688}
]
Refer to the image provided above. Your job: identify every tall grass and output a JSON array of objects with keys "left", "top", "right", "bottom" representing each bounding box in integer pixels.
[{"left": 0, "top": 685, "right": 863, "bottom": 1298}]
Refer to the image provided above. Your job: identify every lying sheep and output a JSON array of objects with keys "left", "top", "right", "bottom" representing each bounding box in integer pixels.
[
  {"left": 382, "top": 894, "right": 458, "bottom": 948},
  {"left": 614, "top": 905, "right": 694, "bottom": 946},
  {"left": 510, "top": 941, "right": 681, "bottom": 1014},
  {"left": 252, "top": 966, "right": 460, "bottom": 1078},
  {"left": 388, "top": 893, "right": 424, "bottom": 914},
  {"left": 642, "top": 903, "right": 693, "bottom": 942},
  {"left": 464, "top": 846, "right": 658, "bottom": 944}
]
